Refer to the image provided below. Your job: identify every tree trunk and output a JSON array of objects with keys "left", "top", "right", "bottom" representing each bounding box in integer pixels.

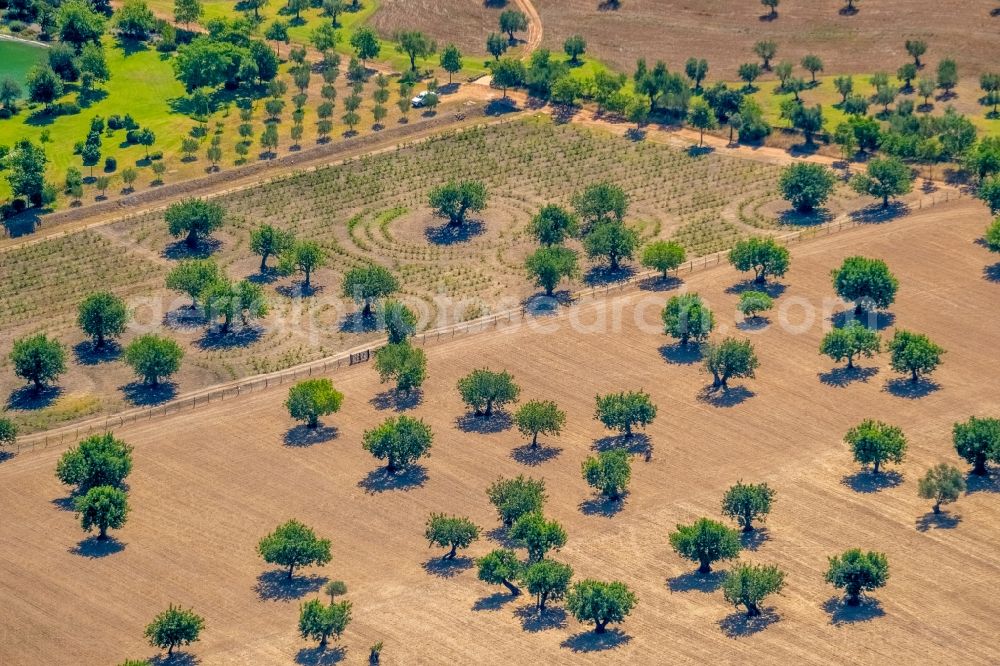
[
  {"left": 531, "top": 432, "right": 538, "bottom": 448},
  {"left": 932, "top": 501, "right": 941, "bottom": 515},
  {"left": 484, "top": 400, "right": 494, "bottom": 417},
  {"left": 445, "top": 544, "right": 457, "bottom": 560},
  {"left": 873, "top": 460, "right": 881, "bottom": 474},
  {"left": 288, "top": 564, "right": 296, "bottom": 579},
  {"left": 32, "top": 378, "right": 43, "bottom": 395},
  {"left": 973, "top": 453, "right": 987, "bottom": 476},
  {"left": 746, "top": 601, "right": 761, "bottom": 617},
  {"left": 846, "top": 590, "right": 861, "bottom": 606},
  {"left": 98, "top": 525, "right": 108, "bottom": 540},
  {"left": 846, "top": 355, "right": 854, "bottom": 369},
  {"left": 260, "top": 254, "right": 269, "bottom": 272},
  {"left": 698, "top": 558, "right": 712, "bottom": 574},
  {"left": 303, "top": 268, "right": 311, "bottom": 290},
  {"left": 502, "top": 579, "right": 520, "bottom": 596},
  {"left": 363, "top": 301, "right": 373, "bottom": 317},
  {"left": 96, "top": 330, "right": 105, "bottom": 349},
  {"left": 538, "top": 592, "right": 547, "bottom": 611},
  {"left": 882, "top": 194, "right": 890, "bottom": 208},
  {"left": 595, "top": 620, "right": 608, "bottom": 634},
  {"left": 308, "top": 415, "right": 318, "bottom": 429},
  {"left": 186, "top": 228, "right": 198, "bottom": 248},
  {"left": 911, "top": 369, "right": 919, "bottom": 383}
]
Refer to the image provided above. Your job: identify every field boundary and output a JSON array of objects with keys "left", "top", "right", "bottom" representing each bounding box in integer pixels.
[{"left": 7, "top": 188, "right": 966, "bottom": 454}]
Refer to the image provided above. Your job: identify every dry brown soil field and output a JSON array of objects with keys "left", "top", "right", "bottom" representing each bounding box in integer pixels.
[
  {"left": 2, "top": 197, "right": 998, "bottom": 664},
  {"left": 535, "top": 0, "right": 1000, "bottom": 77}
]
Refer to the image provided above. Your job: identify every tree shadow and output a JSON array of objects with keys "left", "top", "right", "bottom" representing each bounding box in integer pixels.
[
  {"left": 294, "top": 646, "right": 346, "bottom": 666},
  {"left": 884, "top": 377, "right": 940, "bottom": 399},
  {"left": 718, "top": 608, "right": 780, "bottom": 637},
  {"left": 197, "top": 326, "right": 263, "bottom": 350},
  {"left": 778, "top": 208, "right": 833, "bottom": 226},
  {"left": 849, "top": 201, "right": 908, "bottom": 224},
  {"left": 421, "top": 555, "right": 473, "bottom": 578},
  {"left": 486, "top": 526, "right": 518, "bottom": 548},
  {"left": 472, "top": 591, "right": 517, "bottom": 612},
  {"left": 455, "top": 412, "right": 513, "bottom": 434},
  {"left": 370, "top": 389, "right": 423, "bottom": 411},
  {"left": 162, "top": 237, "right": 222, "bottom": 260},
  {"left": 736, "top": 317, "right": 770, "bottom": 332},
  {"left": 514, "top": 605, "right": 567, "bottom": 632},
  {"left": 725, "top": 280, "right": 786, "bottom": 298},
  {"left": 7, "top": 385, "right": 62, "bottom": 410},
  {"left": 688, "top": 145, "right": 715, "bottom": 157},
  {"left": 284, "top": 425, "right": 338, "bottom": 447},
  {"left": 658, "top": 343, "right": 703, "bottom": 365},
  {"left": 597, "top": 0, "right": 622, "bottom": 11},
  {"left": 70, "top": 536, "right": 125, "bottom": 558},
  {"left": 965, "top": 472, "right": 1000, "bottom": 494},
  {"left": 698, "top": 385, "right": 755, "bottom": 408},
  {"left": 246, "top": 270, "right": 281, "bottom": 285},
  {"left": 560, "top": 629, "right": 631, "bottom": 653},
  {"left": 337, "top": 311, "right": 379, "bottom": 334},
  {"left": 982, "top": 263, "right": 1000, "bottom": 283},
  {"left": 830, "top": 309, "right": 895, "bottom": 330},
  {"left": 484, "top": 98, "right": 519, "bottom": 116},
  {"left": 551, "top": 104, "right": 581, "bottom": 125},
  {"left": 150, "top": 653, "right": 201, "bottom": 666},
  {"left": 523, "top": 291, "right": 573, "bottom": 316},
  {"left": 841, "top": 470, "right": 903, "bottom": 493},
  {"left": 254, "top": 570, "right": 327, "bottom": 602},
  {"left": 583, "top": 264, "right": 636, "bottom": 287},
  {"left": 277, "top": 282, "right": 326, "bottom": 299},
  {"left": 579, "top": 494, "right": 626, "bottom": 517},
  {"left": 915, "top": 511, "right": 962, "bottom": 532},
  {"left": 818, "top": 365, "right": 879, "bottom": 388},
  {"left": 625, "top": 127, "right": 647, "bottom": 141},
  {"left": 51, "top": 495, "right": 77, "bottom": 512},
  {"left": 838, "top": 5, "right": 859, "bottom": 15},
  {"left": 424, "top": 220, "right": 486, "bottom": 245},
  {"left": 511, "top": 444, "right": 562, "bottom": 466},
  {"left": 667, "top": 569, "right": 725, "bottom": 593},
  {"left": 0, "top": 450, "right": 14, "bottom": 464},
  {"left": 740, "top": 527, "right": 770, "bottom": 552},
  {"left": 758, "top": 11, "right": 778, "bottom": 22},
  {"left": 638, "top": 275, "right": 682, "bottom": 292},
  {"left": 164, "top": 306, "right": 208, "bottom": 330},
  {"left": 2, "top": 207, "right": 46, "bottom": 238},
  {"left": 73, "top": 340, "right": 122, "bottom": 365},
  {"left": 593, "top": 434, "right": 651, "bottom": 459},
  {"left": 121, "top": 381, "right": 178, "bottom": 406},
  {"left": 822, "top": 597, "right": 885, "bottom": 625},
  {"left": 357, "top": 465, "right": 428, "bottom": 494}
]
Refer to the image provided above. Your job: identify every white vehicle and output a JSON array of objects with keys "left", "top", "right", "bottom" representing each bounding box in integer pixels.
[{"left": 411, "top": 91, "right": 434, "bottom": 108}]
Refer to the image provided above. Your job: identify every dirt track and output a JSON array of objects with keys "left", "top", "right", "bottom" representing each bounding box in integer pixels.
[{"left": 2, "top": 199, "right": 998, "bottom": 665}]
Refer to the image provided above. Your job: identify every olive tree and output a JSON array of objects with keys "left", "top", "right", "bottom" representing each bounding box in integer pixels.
[
  {"left": 428, "top": 180, "right": 488, "bottom": 226},
  {"left": 381, "top": 299, "right": 417, "bottom": 343},
  {"left": 487, "top": 475, "right": 546, "bottom": 526},
  {"left": 166, "top": 259, "right": 221, "bottom": 309},
  {"left": 0, "top": 418, "right": 18, "bottom": 449},
  {"left": 845, "top": 419, "right": 907, "bottom": 475},
  {"left": 529, "top": 204, "right": 578, "bottom": 246},
  {"left": 285, "top": 379, "right": 343, "bottom": 428},
  {"left": 75, "top": 485, "right": 129, "bottom": 540},
  {"left": 510, "top": 512, "right": 567, "bottom": 562},
  {"left": 373, "top": 342, "right": 426, "bottom": 394},
  {"left": 144, "top": 605, "right": 204, "bottom": 656},
  {"left": 723, "top": 563, "right": 785, "bottom": 617},
  {"left": 457, "top": 368, "right": 520, "bottom": 417},
  {"left": 522, "top": 559, "right": 573, "bottom": 611},
  {"left": 825, "top": 549, "right": 888, "bottom": 606},
  {"left": 165, "top": 198, "right": 224, "bottom": 249},
  {"left": 952, "top": 416, "right": 1000, "bottom": 476},
  {"left": 298, "top": 599, "right": 351, "bottom": 648},
  {"left": 917, "top": 463, "right": 966, "bottom": 514},
  {"left": 662, "top": 293, "right": 714, "bottom": 346},
  {"left": 124, "top": 334, "right": 183, "bottom": 387},
  {"left": 581, "top": 449, "right": 631, "bottom": 500},
  {"left": 831, "top": 256, "right": 898, "bottom": 314},
  {"left": 850, "top": 157, "right": 912, "bottom": 208},
  {"left": 362, "top": 415, "right": 433, "bottom": 472},
  {"left": 641, "top": 240, "right": 686, "bottom": 278},
  {"left": 257, "top": 519, "right": 332, "bottom": 579},
  {"left": 704, "top": 337, "right": 759, "bottom": 391},
  {"left": 753, "top": 40, "right": 777, "bottom": 70},
  {"left": 721, "top": 481, "right": 775, "bottom": 532},
  {"left": 594, "top": 390, "right": 657, "bottom": 438},
  {"left": 11, "top": 333, "right": 66, "bottom": 394},
  {"left": 728, "top": 236, "right": 790, "bottom": 283},
  {"left": 279, "top": 240, "right": 327, "bottom": 292},
  {"left": 425, "top": 513, "right": 480, "bottom": 560},
  {"left": 514, "top": 400, "right": 565, "bottom": 448},
  {"left": 572, "top": 182, "right": 628, "bottom": 230},
  {"left": 565, "top": 580, "right": 636, "bottom": 634},
  {"left": 342, "top": 264, "right": 399, "bottom": 317},
  {"left": 583, "top": 221, "right": 638, "bottom": 271},
  {"left": 477, "top": 548, "right": 522, "bottom": 596},
  {"left": 525, "top": 246, "right": 579, "bottom": 296},
  {"left": 78, "top": 292, "right": 130, "bottom": 349},
  {"left": 779, "top": 162, "right": 837, "bottom": 212},
  {"left": 56, "top": 433, "right": 133, "bottom": 493},
  {"left": 887, "top": 329, "right": 944, "bottom": 383},
  {"left": 669, "top": 517, "right": 742, "bottom": 573},
  {"left": 250, "top": 223, "right": 294, "bottom": 272},
  {"left": 737, "top": 291, "right": 773, "bottom": 320},
  {"left": 819, "top": 322, "right": 881, "bottom": 369}
]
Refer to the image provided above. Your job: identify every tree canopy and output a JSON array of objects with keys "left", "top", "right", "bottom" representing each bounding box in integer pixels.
[
  {"left": 428, "top": 180, "right": 488, "bottom": 226},
  {"left": 144, "top": 605, "right": 204, "bottom": 656},
  {"left": 641, "top": 240, "right": 686, "bottom": 278},
  {"left": 728, "top": 236, "right": 790, "bottom": 283},
  {"left": 124, "top": 334, "right": 183, "bottom": 387},
  {"left": 917, "top": 464, "right": 966, "bottom": 514},
  {"left": 477, "top": 548, "right": 522, "bottom": 596},
  {"left": 486, "top": 475, "right": 546, "bottom": 527},
  {"left": 257, "top": 519, "right": 332, "bottom": 579},
  {"left": 425, "top": 513, "right": 480, "bottom": 560},
  {"left": 661, "top": 293, "right": 714, "bottom": 346},
  {"left": 373, "top": 342, "right": 427, "bottom": 394},
  {"left": 819, "top": 321, "right": 881, "bottom": 369},
  {"left": 457, "top": 368, "right": 520, "bottom": 417},
  {"left": 11, "top": 333, "right": 66, "bottom": 393},
  {"left": 362, "top": 415, "right": 433, "bottom": 472},
  {"left": 952, "top": 416, "right": 1000, "bottom": 476},
  {"left": 669, "top": 517, "right": 742, "bottom": 573},
  {"left": 342, "top": 264, "right": 400, "bottom": 316},
  {"left": 523, "top": 559, "right": 573, "bottom": 611},
  {"left": 510, "top": 512, "right": 567, "bottom": 562},
  {"left": 514, "top": 400, "right": 565, "bottom": 448},
  {"left": 165, "top": 198, "right": 224, "bottom": 249},
  {"left": 582, "top": 449, "right": 631, "bottom": 500},
  {"left": 779, "top": 162, "right": 837, "bottom": 212},
  {"left": 723, "top": 563, "right": 785, "bottom": 617},
  {"left": 721, "top": 481, "right": 775, "bottom": 532},
  {"left": 850, "top": 156, "right": 912, "bottom": 207},
  {"left": 844, "top": 419, "right": 907, "bottom": 474},
  {"left": 75, "top": 485, "right": 129, "bottom": 540},
  {"left": 825, "top": 549, "right": 889, "bottom": 606},
  {"left": 565, "top": 579, "right": 637, "bottom": 634},
  {"left": 704, "top": 337, "right": 759, "bottom": 390},
  {"left": 285, "top": 379, "right": 343, "bottom": 428},
  {"left": 887, "top": 329, "right": 944, "bottom": 382},
  {"left": 594, "top": 390, "right": 657, "bottom": 438},
  {"left": 56, "top": 432, "right": 133, "bottom": 493},
  {"left": 77, "top": 292, "right": 130, "bottom": 349},
  {"left": 831, "top": 256, "right": 899, "bottom": 314}
]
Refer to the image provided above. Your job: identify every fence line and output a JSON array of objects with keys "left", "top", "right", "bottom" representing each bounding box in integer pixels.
[{"left": 10, "top": 189, "right": 961, "bottom": 454}]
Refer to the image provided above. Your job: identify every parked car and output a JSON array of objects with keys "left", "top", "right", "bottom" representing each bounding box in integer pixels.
[{"left": 411, "top": 91, "right": 432, "bottom": 107}]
